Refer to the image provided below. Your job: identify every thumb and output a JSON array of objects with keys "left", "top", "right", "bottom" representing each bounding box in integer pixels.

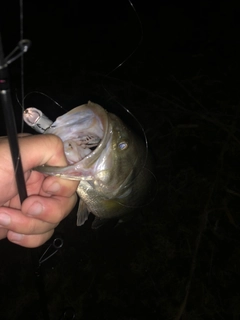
[{"left": 19, "top": 134, "right": 68, "bottom": 171}]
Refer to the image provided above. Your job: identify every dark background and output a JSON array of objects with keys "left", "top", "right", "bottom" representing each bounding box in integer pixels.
[{"left": 1, "top": 1, "right": 240, "bottom": 319}]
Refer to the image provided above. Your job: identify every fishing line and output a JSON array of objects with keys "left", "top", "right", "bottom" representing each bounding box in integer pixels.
[
  {"left": 26, "top": 91, "right": 67, "bottom": 112},
  {"left": 100, "top": 0, "right": 158, "bottom": 207},
  {"left": 20, "top": 0, "right": 25, "bottom": 133},
  {"left": 10, "top": 3, "right": 55, "bottom": 320},
  {"left": 0, "top": 43, "right": 29, "bottom": 204},
  {"left": 18, "top": 1, "right": 157, "bottom": 211},
  {"left": 2, "top": 0, "right": 31, "bottom": 191},
  {"left": 102, "top": 0, "right": 143, "bottom": 81},
  {"left": 101, "top": 0, "right": 149, "bottom": 170},
  {"left": 19, "top": 90, "right": 67, "bottom": 113}
]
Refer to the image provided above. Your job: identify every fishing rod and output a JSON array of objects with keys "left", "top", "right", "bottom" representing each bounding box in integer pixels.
[
  {"left": 0, "top": 33, "right": 56, "bottom": 320},
  {"left": 1, "top": 4, "right": 77, "bottom": 320},
  {"left": 0, "top": 8, "right": 74, "bottom": 320},
  {"left": 0, "top": 27, "right": 52, "bottom": 320},
  {"left": 0, "top": 34, "right": 28, "bottom": 203}
]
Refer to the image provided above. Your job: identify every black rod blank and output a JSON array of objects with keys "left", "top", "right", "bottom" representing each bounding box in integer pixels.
[{"left": 0, "top": 33, "right": 27, "bottom": 203}]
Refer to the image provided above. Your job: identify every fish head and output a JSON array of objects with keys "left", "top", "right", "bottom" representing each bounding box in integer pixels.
[
  {"left": 42, "top": 101, "right": 146, "bottom": 193},
  {"left": 34, "top": 101, "right": 154, "bottom": 225}
]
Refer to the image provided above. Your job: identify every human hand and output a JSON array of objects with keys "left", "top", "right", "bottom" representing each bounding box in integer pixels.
[{"left": 0, "top": 134, "right": 78, "bottom": 247}]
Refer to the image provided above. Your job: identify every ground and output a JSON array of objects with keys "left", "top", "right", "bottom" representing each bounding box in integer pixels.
[{"left": 1, "top": 1, "right": 240, "bottom": 319}]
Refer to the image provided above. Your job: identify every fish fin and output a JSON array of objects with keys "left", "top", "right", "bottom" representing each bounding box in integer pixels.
[
  {"left": 76, "top": 199, "right": 90, "bottom": 226},
  {"left": 91, "top": 217, "right": 111, "bottom": 229}
]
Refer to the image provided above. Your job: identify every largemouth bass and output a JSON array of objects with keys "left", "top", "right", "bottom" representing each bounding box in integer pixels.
[{"left": 23, "top": 101, "right": 155, "bottom": 228}]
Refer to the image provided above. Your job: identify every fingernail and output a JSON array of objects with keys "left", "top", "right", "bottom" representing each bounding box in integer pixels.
[
  {"left": 0, "top": 213, "right": 11, "bottom": 226},
  {"left": 27, "top": 202, "right": 43, "bottom": 216},
  {"left": 47, "top": 182, "right": 60, "bottom": 193},
  {"left": 10, "top": 232, "right": 23, "bottom": 243}
]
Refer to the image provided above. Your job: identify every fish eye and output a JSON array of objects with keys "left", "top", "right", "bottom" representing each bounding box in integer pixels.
[{"left": 118, "top": 141, "right": 128, "bottom": 150}]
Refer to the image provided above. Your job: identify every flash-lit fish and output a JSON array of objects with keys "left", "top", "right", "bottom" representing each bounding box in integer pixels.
[{"left": 23, "top": 101, "right": 155, "bottom": 228}]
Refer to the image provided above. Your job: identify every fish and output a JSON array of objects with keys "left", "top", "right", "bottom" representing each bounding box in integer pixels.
[{"left": 23, "top": 101, "right": 155, "bottom": 228}]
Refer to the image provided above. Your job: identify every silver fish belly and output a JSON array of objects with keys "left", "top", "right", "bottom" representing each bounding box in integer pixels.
[{"left": 23, "top": 101, "right": 155, "bottom": 228}]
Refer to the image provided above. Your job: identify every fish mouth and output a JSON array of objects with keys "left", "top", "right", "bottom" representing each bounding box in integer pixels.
[
  {"left": 45, "top": 101, "right": 111, "bottom": 167},
  {"left": 63, "top": 134, "right": 101, "bottom": 164},
  {"left": 26, "top": 100, "right": 151, "bottom": 186}
]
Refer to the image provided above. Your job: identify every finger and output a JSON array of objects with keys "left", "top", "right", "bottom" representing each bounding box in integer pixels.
[
  {"left": 18, "top": 133, "right": 31, "bottom": 138},
  {"left": 0, "top": 133, "right": 31, "bottom": 139},
  {"left": 42, "top": 175, "right": 79, "bottom": 198},
  {"left": 7, "top": 229, "right": 54, "bottom": 248},
  {"left": 19, "top": 134, "right": 68, "bottom": 170},
  {"left": 0, "top": 208, "right": 58, "bottom": 234},
  {"left": 22, "top": 193, "right": 78, "bottom": 224}
]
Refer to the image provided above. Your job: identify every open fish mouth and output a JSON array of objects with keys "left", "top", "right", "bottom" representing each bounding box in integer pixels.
[
  {"left": 23, "top": 108, "right": 100, "bottom": 164},
  {"left": 23, "top": 100, "right": 153, "bottom": 183},
  {"left": 63, "top": 135, "right": 101, "bottom": 164},
  {"left": 23, "top": 102, "right": 108, "bottom": 167},
  {"left": 23, "top": 100, "right": 156, "bottom": 227},
  {"left": 23, "top": 91, "right": 149, "bottom": 168}
]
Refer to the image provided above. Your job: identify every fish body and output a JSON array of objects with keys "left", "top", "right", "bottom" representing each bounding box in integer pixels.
[{"left": 24, "top": 101, "right": 155, "bottom": 228}]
